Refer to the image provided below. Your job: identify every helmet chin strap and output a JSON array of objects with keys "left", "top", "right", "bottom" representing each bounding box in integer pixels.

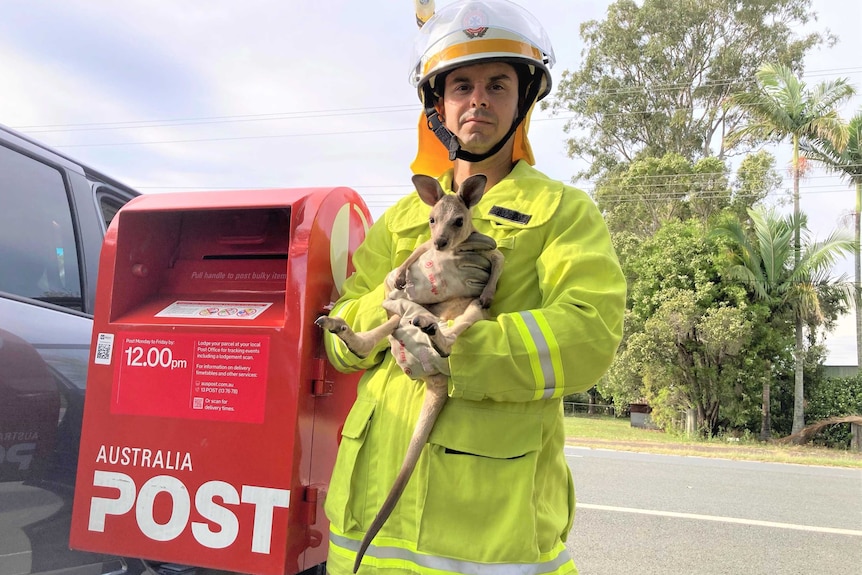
[
  {"left": 422, "top": 72, "right": 542, "bottom": 163},
  {"left": 425, "top": 107, "right": 521, "bottom": 162}
]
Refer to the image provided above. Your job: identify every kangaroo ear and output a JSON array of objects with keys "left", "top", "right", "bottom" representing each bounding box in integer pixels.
[
  {"left": 412, "top": 174, "right": 446, "bottom": 207},
  {"left": 457, "top": 174, "right": 488, "bottom": 209}
]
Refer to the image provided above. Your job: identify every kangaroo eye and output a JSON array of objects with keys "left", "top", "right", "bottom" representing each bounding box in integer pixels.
[
  {"left": 454, "top": 217, "right": 464, "bottom": 227},
  {"left": 429, "top": 216, "right": 436, "bottom": 225}
]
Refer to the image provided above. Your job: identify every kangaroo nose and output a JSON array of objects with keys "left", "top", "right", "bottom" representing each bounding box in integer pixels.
[{"left": 435, "top": 238, "right": 449, "bottom": 250}]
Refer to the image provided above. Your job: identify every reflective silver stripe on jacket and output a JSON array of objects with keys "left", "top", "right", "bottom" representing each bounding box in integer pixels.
[
  {"left": 329, "top": 532, "right": 573, "bottom": 575},
  {"left": 517, "top": 310, "right": 558, "bottom": 399}
]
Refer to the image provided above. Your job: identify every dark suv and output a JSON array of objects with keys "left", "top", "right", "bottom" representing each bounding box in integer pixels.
[{"left": 0, "top": 122, "right": 141, "bottom": 575}]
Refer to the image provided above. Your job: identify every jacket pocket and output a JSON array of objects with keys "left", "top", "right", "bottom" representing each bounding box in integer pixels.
[
  {"left": 416, "top": 403, "right": 543, "bottom": 562},
  {"left": 324, "top": 397, "right": 376, "bottom": 533}
]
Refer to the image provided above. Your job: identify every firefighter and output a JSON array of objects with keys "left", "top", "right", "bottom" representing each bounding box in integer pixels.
[{"left": 321, "top": 1, "right": 626, "bottom": 573}]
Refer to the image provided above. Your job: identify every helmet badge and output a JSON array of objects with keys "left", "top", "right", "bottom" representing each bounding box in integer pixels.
[{"left": 461, "top": 8, "right": 489, "bottom": 39}]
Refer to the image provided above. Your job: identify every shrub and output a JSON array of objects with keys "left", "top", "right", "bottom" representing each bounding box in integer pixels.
[{"left": 806, "top": 374, "right": 862, "bottom": 448}]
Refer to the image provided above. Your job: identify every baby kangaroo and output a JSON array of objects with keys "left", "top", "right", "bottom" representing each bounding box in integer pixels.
[{"left": 315, "top": 173, "right": 504, "bottom": 572}]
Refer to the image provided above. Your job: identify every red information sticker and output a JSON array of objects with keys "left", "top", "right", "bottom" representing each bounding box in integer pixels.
[{"left": 110, "top": 332, "right": 270, "bottom": 423}]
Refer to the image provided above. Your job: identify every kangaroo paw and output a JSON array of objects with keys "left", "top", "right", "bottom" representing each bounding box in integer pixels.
[
  {"left": 316, "top": 317, "right": 369, "bottom": 358},
  {"left": 478, "top": 289, "right": 495, "bottom": 309},
  {"left": 411, "top": 314, "right": 438, "bottom": 335},
  {"left": 393, "top": 267, "right": 409, "bottom": 290},
  {"left": 315, "top": 316, "right": 350, "bottom": 334}
]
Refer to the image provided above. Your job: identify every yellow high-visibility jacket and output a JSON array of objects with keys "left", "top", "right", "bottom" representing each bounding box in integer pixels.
[{"left": 322, "top": 161, "right": 626, "bottom": 575}]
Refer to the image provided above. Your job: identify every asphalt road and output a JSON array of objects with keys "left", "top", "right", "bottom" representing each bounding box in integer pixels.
[{"left": 565, "top": 446, "right": 862, "bottom": 575}]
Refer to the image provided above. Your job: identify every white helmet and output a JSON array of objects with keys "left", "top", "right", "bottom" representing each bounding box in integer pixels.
[
  {"left": 408, "top": 0, "right": 555, "bottom": 163},
  {"left": 410, "top": 0, "right": 555, "bottom": 106}
]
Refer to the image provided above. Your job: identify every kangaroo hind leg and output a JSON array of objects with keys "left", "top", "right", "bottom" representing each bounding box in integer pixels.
[{"left": 316, "top": 314, "right": 402, "bottom": 358}]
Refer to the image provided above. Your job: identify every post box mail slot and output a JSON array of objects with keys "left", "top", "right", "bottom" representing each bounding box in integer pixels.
[{"left": 71, "top": 187, "right": 371, "bottom": 575}]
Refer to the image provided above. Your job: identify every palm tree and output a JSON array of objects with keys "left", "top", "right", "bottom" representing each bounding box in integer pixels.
[
  {"left": 713, "top": 207, "right": 854, "bottom": 440},
  {"left": 725, "top": 63, "right": 855, "bottom": 434},
  {"left": 802, "top": 111, "right": 862, "bottom": 368}
]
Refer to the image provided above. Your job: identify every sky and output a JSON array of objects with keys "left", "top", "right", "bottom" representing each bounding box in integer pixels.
[{"left": 2, "top": 0, "right": 861, "bottom": 363}]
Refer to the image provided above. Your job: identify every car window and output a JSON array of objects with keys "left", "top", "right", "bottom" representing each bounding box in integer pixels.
[
  {"left": 95, "top": 184, "right": 131, "bottom": 231},
  {"left": 0, "top": 144, "right": 83, "bottom": 310}
]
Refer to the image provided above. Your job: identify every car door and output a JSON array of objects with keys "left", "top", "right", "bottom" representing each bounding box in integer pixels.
[{"left": 0, "top": 137, "right": 136, "bottom": 575}]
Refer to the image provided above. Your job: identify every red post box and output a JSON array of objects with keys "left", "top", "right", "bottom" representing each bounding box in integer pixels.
[{"left": 70, "top": 187, "right": 371, "bottom": 575}]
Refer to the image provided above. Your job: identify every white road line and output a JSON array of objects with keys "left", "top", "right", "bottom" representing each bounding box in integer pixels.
[{"left": 577, "top": 503, "right": 862, "bottom": 537}]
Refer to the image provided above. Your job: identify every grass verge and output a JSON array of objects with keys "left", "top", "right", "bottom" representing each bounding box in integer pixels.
[{"left": 564, "top": 414, "right": 862, "bottom": 468}]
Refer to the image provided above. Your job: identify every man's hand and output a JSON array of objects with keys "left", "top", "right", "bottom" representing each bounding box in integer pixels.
[
  {"left": 390, "top": 320, "right": 450, "bottom": 380},
  {"left": 385, "top": 232, "right": 495, "bottom": 304}
]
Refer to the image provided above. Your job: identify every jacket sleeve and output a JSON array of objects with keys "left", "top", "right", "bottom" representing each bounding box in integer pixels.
[
  {"left": 321, "top": 214, "right": 395, "bottom": 373},
  {"left": 448, "top": 194, "right": 626, "bottom": 403}
]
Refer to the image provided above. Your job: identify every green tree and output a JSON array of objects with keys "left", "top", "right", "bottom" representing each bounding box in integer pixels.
[
  {"left": 724, "top": 64, "right": 855, "bottom": 435},
  {"left": 595, "top": 152, "right": 780, "bottom": 238},
  {"left": 644, "top": 290, "right": 753, "bottom": 435},
  {"left": 712, "top": 207, "right": 854, "bottom": 438},
  {"left": 603, "top": 219, "right": 760, "bottom": 435},
  {"left": 725, "top": 63, "right": 854, "bottom": 227},
  {"left": 544, "top": 0, "right": 831, "bottom": 179},
  {"left": 802, "top": 111, "right": 862, "bottom": 367}
]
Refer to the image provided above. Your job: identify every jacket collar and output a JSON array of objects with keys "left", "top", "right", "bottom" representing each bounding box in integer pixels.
[{"left": 389, "top": 161, "right": 564, "bottom": 234}]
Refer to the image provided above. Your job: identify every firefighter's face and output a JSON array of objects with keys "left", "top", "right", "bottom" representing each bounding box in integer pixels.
[{"left": 435, "top": 61, "right": 520, "bottom": 156}]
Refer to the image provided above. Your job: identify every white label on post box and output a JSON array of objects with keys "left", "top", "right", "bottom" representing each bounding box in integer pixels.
[
  {"left": 94, "top": 333, "right": 115, "bottom": 365},
  {"left": 155, "top": 301, "right": 273, "bottom": 320}
]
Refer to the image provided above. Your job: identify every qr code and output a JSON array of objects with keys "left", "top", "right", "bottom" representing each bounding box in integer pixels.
[
  {"left": 193, "top": 397, "right": 204, "bottom": 410},
  {"left": 94, "top": 333, "right": 114, "bottom": 365}
]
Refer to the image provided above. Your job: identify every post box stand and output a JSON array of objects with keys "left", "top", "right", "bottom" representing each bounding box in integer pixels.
[{"left": 70, "top": 187, "right": 371, "bottom": 575}]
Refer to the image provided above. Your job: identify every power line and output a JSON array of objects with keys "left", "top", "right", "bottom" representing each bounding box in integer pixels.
[
  {"left": 53, "top": 126, "right": 416, "bottom": 148},
  {"left": 590, "top": 184, "right": 859, "bottom": 203},
  {"left": 127, "top": 160, "right": 862, "bottom": 198},
  {"left": 11, "top": 104, "right": 420, "bottom": 131},
  {"left": 14, "top": 64, "right": 861, "bottom": 150},
  {"left": 41, "top": 114, "right": 575, "bottom": 148},
  {"left": 19, "top": 106, "right": 422, "bottom": 134},
  {"left": 13, "top": 66, "right": 862, "bottom": 134},
  {"left": 131, "top": 183, "right": 857, "bottom": 203},
  {"left": 38, "top": 103, "right": 862, "bottom": 148}
]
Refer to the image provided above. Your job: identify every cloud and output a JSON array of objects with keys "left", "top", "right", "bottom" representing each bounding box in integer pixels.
[{"left": 0, "top": 2, "right": 213, "bottom": 120}]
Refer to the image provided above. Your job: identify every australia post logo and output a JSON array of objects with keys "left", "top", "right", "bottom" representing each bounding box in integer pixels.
[{"left": 82, "top": 444, "right": 290, "bottom": 554}]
